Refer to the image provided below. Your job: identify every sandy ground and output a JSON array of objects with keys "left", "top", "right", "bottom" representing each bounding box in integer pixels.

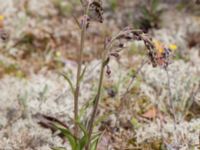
[{"left": 0, "top": 0, "right": 200, "bottom": 150}]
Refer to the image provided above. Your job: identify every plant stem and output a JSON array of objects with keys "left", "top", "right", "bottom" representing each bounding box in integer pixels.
[
  {"left": 166, "top": 68, "right": 180, "bottom": 146},
  {"left": 125, "top": 58, "right": 147, "bottom": 94},
  {"left": 74, "top": 20, "right": 86, "bottom": 137},
  {"left": 85, "top": 59, "right": 106, "bottom": 150}
]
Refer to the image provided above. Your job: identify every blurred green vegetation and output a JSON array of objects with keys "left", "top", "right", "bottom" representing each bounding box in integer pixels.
[
  {"left": 135, "top": 0, "right": 163, "bottom": 31},
  {"left": 108, "top": 0, "right": 118, "bottom": 11}
]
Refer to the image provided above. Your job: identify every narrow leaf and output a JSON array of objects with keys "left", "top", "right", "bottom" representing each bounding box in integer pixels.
[
  {"left": 78, "top": 97, "right": 95, "bottom": 121},
  {"left": 51, "top": 147, "right": 66, "bottom": 150},
  {"left": 103, "top": 57, "right": 110, "bottom": 67},
  {"left": 141, "top": 7, "right": 150, "bottom": 19},
  {"left": 152, "top": 0, "right": 159, "bottom": 13},
  {"left": 60, "top": 72, "right": 75, "bottom": 94},
  {"left": 90, "top": 133, "right": 102, "bottom": 150},
  {"left": 77, "top": 122, "right": 89, "bottom": 149},
  {"left": 94, "top": 112, "right": 111, "bottom": 127},
  {"left": 79, "top": 66, "right": 87, "bottom": 83},
  {"left": 54, "top": 122, "right": 78, "bottom": 150}
]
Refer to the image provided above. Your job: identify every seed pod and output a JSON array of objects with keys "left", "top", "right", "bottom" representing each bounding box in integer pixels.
[
  {"left": 0, "top": 29, "right": 9, "bottom": 42},
  {"left": 118, "top": 42, "right": 124, "bottom": 48},
  {"left": 103, "top": 57, "right": 110, "bottom": 67},
  {"left": 110, "top": 52, "right": 120, "bottom": 58},
  {"left": 81, "top": 15, "right": 90, "bottom": 29},
  {"left": 106, "top": 65, "right": 111, "bottom": 76}
]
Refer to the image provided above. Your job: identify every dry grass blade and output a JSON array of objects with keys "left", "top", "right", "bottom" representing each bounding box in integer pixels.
[{"left": 34, "top": 113, "right": 69, "bottom": 141}]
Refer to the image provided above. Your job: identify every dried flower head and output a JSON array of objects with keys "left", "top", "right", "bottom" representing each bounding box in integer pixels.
[
  {"left": 152, "top": 39, "right": 176, "bottom": 68},
  {"left": 88, "top": 0, "right": 103, "bottom": 23},
  {"left": 104, "top": 27, "right": 175, "bottom": 69},
  {"left": 80, "top": 0, "right": 103, "bottom": 29}
]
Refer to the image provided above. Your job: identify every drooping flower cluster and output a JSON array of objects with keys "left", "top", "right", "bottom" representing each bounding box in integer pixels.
[
  {"left": 102, "top": 27, "right": 177, "bottom": 69},
  {"left": 152, "top": 39, "right": 177, "bottom": 68},
  {"left": 88, "top": 0, "right": 103, "bottom": 23}
]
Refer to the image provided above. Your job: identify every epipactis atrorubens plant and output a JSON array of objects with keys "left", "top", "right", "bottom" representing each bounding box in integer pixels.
[{"left": 37, "top": 0, "right": 176, "bottom": 150}]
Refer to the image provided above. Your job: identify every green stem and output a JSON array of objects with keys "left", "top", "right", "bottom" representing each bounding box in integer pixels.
[
  {"left": 74, "top": 20, "right": 86, "bottom": 137},
  {"left": 85, "top": 59, "right": 106, "bottom": 150}
]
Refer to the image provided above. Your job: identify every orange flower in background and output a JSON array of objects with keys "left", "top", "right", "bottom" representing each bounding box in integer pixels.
[
  {"left": 153, "top": 39, "right": 178, "bottom": 53},
  {"left": 152, "top": 39, "right": 177, "bottom": 68},
  {"left": 0, "top": 15, "right": 4, "bottom": 28},
  {"left": 153, "top": 39, "right": 165, "bottom": 54},
  {"left": 153, "top": 39, "right": 166, "bottom": 66},
  {"left": 0, "top": 15, "right": 4, "bottom": 21}
]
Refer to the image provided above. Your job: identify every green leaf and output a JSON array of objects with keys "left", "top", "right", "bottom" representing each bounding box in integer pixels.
[
  {"left": 152, "top": 0, "right": 159, "bottom": 13},
  {"left": 60, "top": 72, "right": 75, "bottom": 94},
  {"left": 78, "top": 122, "right": 88, "bottom": 137},
  {"left": 94, "top": 112, "right": 111, "bottom": 127},
  {"left": 78, "top": 96, "right": 96, "bottom": 121},
  {"left": 51, "top": 147, "right": 66, "bottom": 150},
  {"left": 90, "top": 133, "right": 101, "bottom": 150},
  {"left": 77, "top": 122, "right": 89, "bottom": 149},
  {"left": 109, "top": 0, "right": 117, "bottom": 11},
  {"left": 39, "top": 84, "right": 48, "bottom": 100},
  {"left": 141, "top": 6, "right": 150, "bottom": 19},
  {"left": 103, "top": 57, "right": 110, "bottom": 67},
  {"left": 79, "top": 135, "right": 88, "bottom": 149},
  {"left": 131, "top": 117, "right": 141, "bottom": 129},
  {"left": 53, "top": 122, "right": 78, "bottom": 150},
  {"left": 79, "top": 66, "right": 87, "bottom": 83}
]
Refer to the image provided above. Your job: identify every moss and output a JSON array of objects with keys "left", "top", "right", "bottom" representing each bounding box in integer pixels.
[
  {"left": 0, "top": 61, "right": 26, "bottom": 78},
  {"left": 140, "top": 139, "right": 166, "bottom": 150}
]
